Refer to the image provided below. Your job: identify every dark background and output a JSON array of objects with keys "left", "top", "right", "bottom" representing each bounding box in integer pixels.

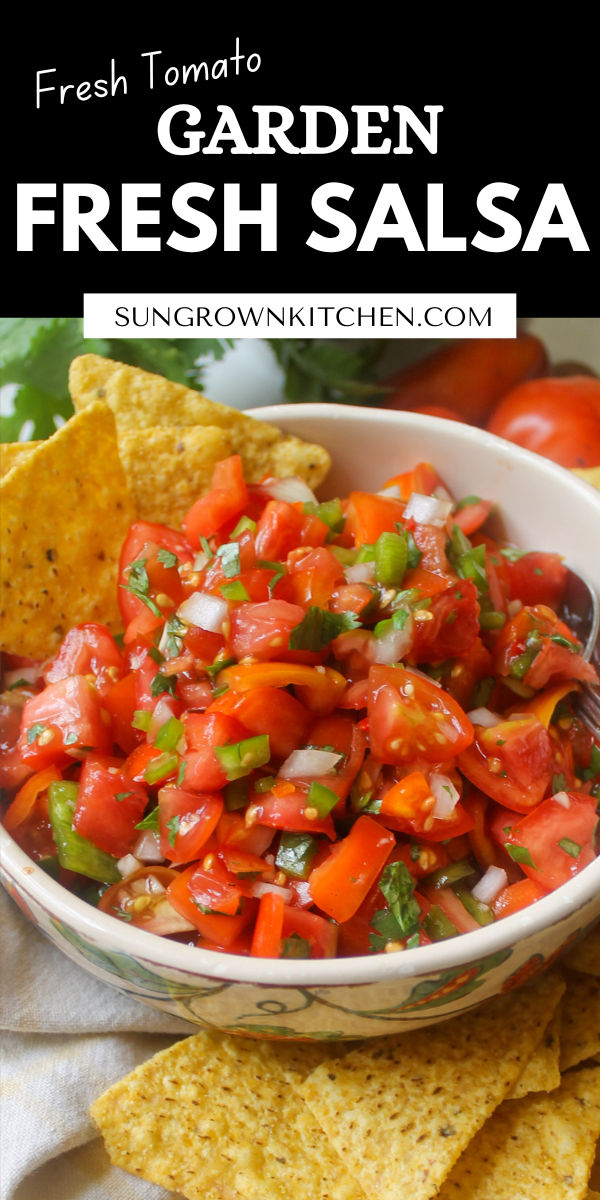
[{"left": 2, "top": 22, "right": 597, "bottom": 316}]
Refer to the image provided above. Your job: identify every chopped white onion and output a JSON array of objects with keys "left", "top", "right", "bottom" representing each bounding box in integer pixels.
[
  {"left": 193, "top": 549, "right": 212, "bottom": 571},
  {"left": 260, "top": 476, "right": 318, "bottom": 505},
  {"left": 370, "top": 619, "right": 414, "bottom": 665},
  {"left": 345, "top": 562, "right": 375, "bottom": 584},
  {"left": 553, "top": 791, "right": 571, "bottom": 808},
  {"left": 429, "top": 773, "right": 460, "bottom": 819},
  {"left": 508, "top": 599, "right": 523, "bottom": 618},
  {"left": 377, "top": 483, "right": 402, "bottom": 499},
  {"left": 177, "top": 591, "right": 228, "bottom": 632},
  {"left": 279, "top": 748, "right": 342, "bottom": 779},
  {"left": 117, "top": 854, "right": 142, "bottom": 877},
  {"left": 404, "top": 492, "right": 453, "bottom": 527},
  {"left": 132, "top": 831, "right": 166, "bottom": 863},
  {"left": 147, "top": 696, "right": 175, "bottom": 742},
  {"left": 250, "top": 880, "right": 293, "bottom": 903},
  {"left": 472, "top": 866, "right": 508, "bottom": 905},
  {"left": 467, "top": 707, "right": 502, "bottom": 728}
]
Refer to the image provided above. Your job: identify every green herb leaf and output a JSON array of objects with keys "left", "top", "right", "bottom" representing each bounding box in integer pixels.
[
  {"left": 157, "top": 548, "right": 178, "bottom": 569},
  {"left": 150, "top": 673, "right": 177, "bottom": 698},
  {"left": 26, "top": 722, "right": 46, "bottom": 744},
  {"left": 505, "top": 843, "right": 537, "bottom": 868},
  {"left": 166, "top": 815, "right": 181, "bottom": 848},
  {"left": 289, "top": 606, "right": 361, "bottom": 651},
  {"left": 216, "top": 542, "right": 241, "bottom": 578},
  {"left": 369, "top": 861, "right": 420, "bottom": 950},
  {"left": 280, "top": 933, "right": 311, "bottom": 959},
  {"left": 135, "top": 806, "right": 160, "bottom": 835},
  {"left": 558, "top": 837, "right": 581, "bottom": 858}
]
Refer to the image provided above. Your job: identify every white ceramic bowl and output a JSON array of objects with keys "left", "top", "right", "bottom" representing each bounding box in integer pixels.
[{"left": 2, "top": 405, "right": 599, "bottom": 1039}]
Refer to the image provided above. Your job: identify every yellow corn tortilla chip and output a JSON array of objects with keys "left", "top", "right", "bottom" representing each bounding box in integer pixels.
[
  {"left": 297, "top": 971, "right": 565, "bottom": 1200},
  {"left": 0, "top": 402, "right": 134, "bottom": 658},
  {"left": 437, "top": 1065, "right": 600, "bottom": 1200},
  {"left": 91, "top": 1032, "right": 364, "bottom": 1200},
  {"left": 573, "top": 466, "right": 600, "bottom": 490},
  {"left": 588, "top": 1191, "right": 600, "bottom": 1199},
  {"left": 508, "top": 1003, "right": 562, "bottom": 1099},
  {"left": 67, "top": 352, "right": 122, "bottom": 408},
  {"left": 560, "top": 971, "right": 600, "bottom": 1070},
  {"left": 68, "top": 355, "right": 331, "bottom": 490},
  {"left": 564, "top": 925, "right": 600, "bottom": 976},
  {"left": 590, "top": 1138, "right": 600, "bottom": 1190},
  {"left": 0, "top": 441, "right": 41, "bottom": 478},
  {"left": 118, "top": 424, "right": 233, "bottom": 526}
]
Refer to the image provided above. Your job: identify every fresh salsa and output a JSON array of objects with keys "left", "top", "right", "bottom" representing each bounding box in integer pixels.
[{"left": 2, "top": 455, "right": 599, "bottom": 959}]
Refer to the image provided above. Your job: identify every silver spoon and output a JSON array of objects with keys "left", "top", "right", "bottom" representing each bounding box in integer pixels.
[{"left": 560, "top": 567, "right": 600, "bottom": 739}]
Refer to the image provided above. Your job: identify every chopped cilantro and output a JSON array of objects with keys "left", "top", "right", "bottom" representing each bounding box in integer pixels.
[
  {"left": 150, "top": 672, "right": 177, "bottom": 698},
  {"left": 369, "top": 861, "right": 420, "bottom": 951},
  {"left": 135, "top": 807, "right": 159, "bottom": 832},
  {"left": 157, "top": 548, "right": 178, "bottom": 569},
  {"left": 115, "top": 791, "right": 134, "bottom": 802},
  {"left": 558, "top": 837, "right": 581, "bottom": 858},
  {"left": 289, "top": 606, "right": 361, "bottom": 651},
  {"left": 552, "top": 773, "right": 567, "bottom": 793},
  {"left": 281, "top": 934, "right": 311, "bottom": 959},
  {"left": 166, "top": 815, "right": 181, "bottom": 848},
  {"left": 26, "top": 722, "right": 46, "bottom": 744},
  {"left": 216, "top": 542, "right": 241, "bottom": 578},
  {"left": 505, "top": 843, "right": 537, "bottom": 868}
]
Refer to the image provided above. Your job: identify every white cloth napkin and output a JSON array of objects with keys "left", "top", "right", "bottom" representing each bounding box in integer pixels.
[{"left": 0, "top": 885, "right": 195, "bottom": 1200}]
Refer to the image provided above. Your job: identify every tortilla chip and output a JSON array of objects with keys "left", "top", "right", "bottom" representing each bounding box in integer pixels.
[
  {"left": 68, "top": 356, "right": 331, "bottom": 490},
  {"left": 297, "top": 971, "right": 565, "bottom": 1200},
  {"left": 0, "top": 402, "right": 134, "bottom": 657},
  {"left": 118, "top": 425, "right": 233, "bottom": 526},
  {"left": 573, "top": 466, "right": 600, "bottom": 490},
  {"left": 564, "top": 926, "right": 600, "bottom": 977},
  {"left": 67, "top": 353, "right": 122, "bottom": 408},
  {"left": 590, "top": 1138, "right": 600, "bottom": 1190},
  {"left": 508, "top": 1003, "right": 562, "bottom": 1099},
  {"left": 560, "top": 971, "right": 600, "bottom": 1070},
  {"left": 0, "top": 441, "right": 41, "bottom": 478},
  {"left": 91, "top": 1032, "right": 363, "bottom": 1200},
  {"left": 437, "top": 1065, "right": 600, "bottom": 1200},
  {"left": 588, "top": 1191, "right": 600, "bottom": 1199}
]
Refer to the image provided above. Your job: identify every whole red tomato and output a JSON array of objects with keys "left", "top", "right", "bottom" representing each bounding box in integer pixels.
[
  {"left": 382, "top": 334, "right": 547, "bottom": 424},
  {"left": 487, "top": 376, "right": 600, "bottom": 468}
]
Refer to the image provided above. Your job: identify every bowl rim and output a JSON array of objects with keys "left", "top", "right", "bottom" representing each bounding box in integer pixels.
[{"left": 2, "top": 404, "right": 599, "bottom": 988}]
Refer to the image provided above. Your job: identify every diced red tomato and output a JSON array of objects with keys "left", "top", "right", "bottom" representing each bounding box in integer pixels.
[
  {"left": 491, "top": 877, "right": 549, "bottom": 918},
  {"left": 344, "top": 491, "right": 407, "bottom": 546},
  {"left": 209, "top": 686, "right": 311, "bottom": 760},
  {"left": 73, "top": 755, "right": 148, "bottom": 857},
  {"left": 409, "top": 579, "right": 480, "bottom": 663},
  {"left": 44, "top": 624, "right": 124, "bottom": 698},
  {"left": 368, "top": 665, "right": 474, "bottom": 765},
  {"left": 309, "top": 815, "right": 395, "bottom": 922},
  {"left": 505, "top": 792, "right": 598, "bottom": 891},
  {"left": 158, "top": 787, "right": 223, "bottom": 862},
  {"left": 183, "top": 455, "right": 248, "bottom": 545},
  {"left": 181, "top": 711, "right": 250, "bottom": 791},
  {"left": 17, "top": 676, "right": 113, "bottom": 768},
  {"left": 458, "top": 716, "right": 553, "bottom": 813}
]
